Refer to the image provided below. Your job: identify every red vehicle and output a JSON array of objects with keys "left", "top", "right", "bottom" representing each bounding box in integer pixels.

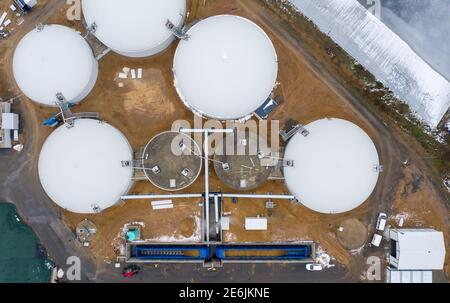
[{"left": 122, "top": 265, "right": 140, "bottom": 278}]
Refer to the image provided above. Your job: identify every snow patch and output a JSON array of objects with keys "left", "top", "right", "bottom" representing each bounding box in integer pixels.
[{"left": 285, "top": 0, "right": 450, "bottom": 128}]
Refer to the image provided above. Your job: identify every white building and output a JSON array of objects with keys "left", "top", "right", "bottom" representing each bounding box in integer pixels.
[
  {"left": 13, "top": 24, "right": 98, "bottom": 106},
  {"left": 0, "top": 102, "right": 19, "bottom": 149},
  {"left": 389, "top": 229, "right": 446, "bottom": 270},
  {"left": 173, "top": 15, "right": 278, "bottom": 120},
  {"left": 82, "top": 0, "right": 186, "bottom": 57},
  {"left": 386, "top": 268, "right": 433, "bottom": 283}
]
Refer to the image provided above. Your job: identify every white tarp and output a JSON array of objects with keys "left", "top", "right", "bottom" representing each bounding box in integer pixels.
[{"left": 287, "top": 0, "right": 450, "bottom": 128}]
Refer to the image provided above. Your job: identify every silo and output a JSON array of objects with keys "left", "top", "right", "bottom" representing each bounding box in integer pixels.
[
  {"left": 38, "top": 119, "right": 134, "bottom": 214},
  {"left": 283, "top": 118, "right": 380, "bottom": 214},
  {"left": 173, "top": 15, "right": 278, "bottom": 121},
  {"left": 142, "top": 131, "right": 202, "bottom": 191},
  {"left": 82, "top": 0, "right": 186, "bottom": 57},
  {"left": 13, "top": 24, "right": 98, "bottom": 106}
]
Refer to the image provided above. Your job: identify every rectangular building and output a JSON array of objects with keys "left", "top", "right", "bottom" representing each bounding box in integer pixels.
[
  {"left": 0, "top": 102, "right": 19, "bottom": 149},
  {"left": 389, "top": 229, "right": 445, "bottom": 270}
]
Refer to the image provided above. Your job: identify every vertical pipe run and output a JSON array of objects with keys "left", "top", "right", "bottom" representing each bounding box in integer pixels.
[
  {"left": 214, "top": 194, "right": 219, "bottom": 223},
  {"left": 204, "top": 132, "right": 210, "bottom": 244}
]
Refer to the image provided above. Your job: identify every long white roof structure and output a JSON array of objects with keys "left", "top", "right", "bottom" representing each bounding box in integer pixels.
[
  {"left": 82, "top": 0, "right": 186, "bottom": 57},
  {"left": 173, "top": 15, "right": 278, "bottom": 120},
  {"left": 13, "top": 24, "right": 98, "bottom": 106},
  {"left": 38, "top": 119, "right": 133, "bottom": 214},
  {"left": 283, "top": 118, "right": 380, "bottom": 214}
]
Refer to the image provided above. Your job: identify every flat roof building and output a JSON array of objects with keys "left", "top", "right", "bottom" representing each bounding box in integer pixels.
[
  {"left": 389, "top": 229, "right": 446, "bottom": 270},
  {"left": 386, "top": 268, "right": 433, "bottom": 283},
  {"left": 0, "top": 102, "right": 19, "bottom": 149}
]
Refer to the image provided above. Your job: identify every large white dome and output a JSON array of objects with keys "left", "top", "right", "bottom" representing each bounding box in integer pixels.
[
  {"left": 38, "top": 119, "right": 133, "bottom": 214},
  {"left": 82, "top": 0, "right": 186, "bottom": 57},
  {"left": 13, "top": 24, "right": 98, "bottom": 106},
  {"left": 173, "top": 15, "right": 278, "bottom": 120},
  {"left": 283, "top": 118, "right": 380, "bottom": 214}
]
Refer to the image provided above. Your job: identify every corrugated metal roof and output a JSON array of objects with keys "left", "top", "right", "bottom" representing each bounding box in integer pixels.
[{"left": 394, "top": 229, "right": 445, "bottom": 270}]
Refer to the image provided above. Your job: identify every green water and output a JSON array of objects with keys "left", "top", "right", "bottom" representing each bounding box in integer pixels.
[{"left": 0, "top": 202, "right": 53, "bottom": 283}]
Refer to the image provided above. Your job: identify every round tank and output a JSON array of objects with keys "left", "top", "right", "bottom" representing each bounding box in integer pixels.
[
  {"left": 142, "top": 131, "right": 202, "bottom": 191},
  {"left": 13, "top": 24, "right": 98, "bottom": 106},
  {"left": 38, "top": 119, "right": 133, "bottom": 214},
  {"left": 213, "top": 130, "right": 274, "bottom": 190},
  {"left": 82, "top": 0, "right": 186, "bottom": 57},
  {"left": 283, "top": 118, "right": 380, "bottom": 214},
  {"left": 173, "top": 15, "right": 278, "bottom": 120}
]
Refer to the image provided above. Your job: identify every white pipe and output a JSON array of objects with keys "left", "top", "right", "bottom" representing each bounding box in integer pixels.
[
  {"left": 180, "top": 128, "right": 234, "bottom": 134},
  {"left": 204, "top": 132, "right": 210, "bottom": 244},
  {"left": 121, "top": 194, "right": 202, "bottom": 200},
  {"left": 220, "top": 194, "right": 296, "bottom": 200},
  {"left": 121, "top": 193, "right": 296, "bottom": 201},
  {"left": 214, "top": 194, "right": 219, "bottom": 223}
]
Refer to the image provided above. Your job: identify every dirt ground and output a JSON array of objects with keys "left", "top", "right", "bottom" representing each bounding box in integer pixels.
[{"left": 0, "top": 0, "right": 448, "bottom": 279}]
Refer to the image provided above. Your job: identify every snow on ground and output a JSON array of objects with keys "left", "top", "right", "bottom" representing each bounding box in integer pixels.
[
  {"left": 315, "top": 246, "right": 335, "bottom": 268},
  {"left": 285, "top": 0, "right": 450, "bottom": 128},
  {"left": 142, "top": 215, "right": 202, "bottom": 243}
]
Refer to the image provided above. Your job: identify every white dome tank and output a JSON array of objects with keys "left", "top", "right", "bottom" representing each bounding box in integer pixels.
[
  {"left": 173, "top": 15, "right": 278, "bottom": 120},
  {"left": 82, "top": 0, "right": 186, "bottom": 57},
  {"left": 38, "top": 119, "right": 134, "bottom": 214},
  {"left": 13, "top": 24, "right": 98, "bottom": 106},
  {"left": 283, "top": 118, "right": 380, "bottom": 214}
]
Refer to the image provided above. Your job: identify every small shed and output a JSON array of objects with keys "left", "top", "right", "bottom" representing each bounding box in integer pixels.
[{"left": 389, "top": 229, "right": 446, "bottom": 270}]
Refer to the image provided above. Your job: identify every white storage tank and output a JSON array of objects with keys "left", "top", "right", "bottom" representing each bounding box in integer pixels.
[
  {"left": 283, "top": 118, "right": 380, "bottom": 214},
  {"left": 173, "top": 15, "right": 278, "bottom": 120},
  {"left": 82, "top": 0, "right": 186, "bottom": 57},
  {"left": 13, "top": 24, "right": 98, "bottom": 106},
  {"left": 38, "top": 119, "right": 134, "bottom": 214}
]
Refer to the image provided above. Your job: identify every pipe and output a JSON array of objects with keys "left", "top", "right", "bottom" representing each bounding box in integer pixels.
[
  {"left": 204, "top": 132, "right": 210, "bottom": 244},
  {"left": 214, "top": 194, "right": 219, "bottom": 223},
  {"left": 121, "top": 193, "right": 296, "bottom": 201},
  {"left": 121, "top": 194, "right": 202, "bottom": 200},
  {"left": 220, "top": 194, "right": 296, "bottom": 200},
  {"left": 180, "top": 128, "right": 234, "bottom": 134}
]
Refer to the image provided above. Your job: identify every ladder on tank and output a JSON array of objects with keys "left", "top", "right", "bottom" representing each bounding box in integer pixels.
[
  {"left": 55, "top": 93, "right": 75, "bottom": 128},
  {"left": 166, "top": 20, "right": 189, "bottom": 40}
]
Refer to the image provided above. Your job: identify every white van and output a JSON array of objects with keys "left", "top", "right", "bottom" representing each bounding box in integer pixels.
[
  {"left": 376, "top": 213, "right": 387, "bottom": 231},
  {"left": 370, "top": 234, "right": 383, "bottom": 247}
]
